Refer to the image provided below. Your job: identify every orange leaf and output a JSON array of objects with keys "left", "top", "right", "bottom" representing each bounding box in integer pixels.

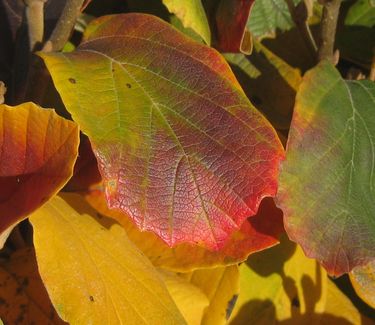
[{"left": 0, "top": 102, "right": 79, "bottom": 234}]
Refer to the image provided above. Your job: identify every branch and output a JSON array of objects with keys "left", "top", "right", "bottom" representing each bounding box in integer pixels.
[
  {"left": 0, "top": 81, "right": 6, "bottom": 104},
  {"left": 317, "top": 0, "right": 342, "bottom": 62},
  {"left": 24, "top": 0, "right": 47, "bottom": 51},
  {"left": 43, "top": 0, "right": 86, "bottom": 52},
  {"left": 369, "top": 53, "right": 375, "bottom": 81}
]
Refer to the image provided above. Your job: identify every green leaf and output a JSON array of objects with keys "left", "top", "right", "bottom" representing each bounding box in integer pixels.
[
  {"left": 30, "top": 194, "right": 185, "bottom": 324},
  {"left": 247, "top": 0, "right": 301, "bottom": 38},
  {"left": 162, "top": 0, "right": 211, "bottom": 44},
  {"left": 345, "top": 0, "right": 375, "bottom": 27},
  {"left": 40, "top": 13, "right": 284, "bottom": 250},
  {"left": 337, "top": 0, "right": 375, "bottom": 67},
  {"left": 277, "top": 61, "right": 375, "bottom": 276}
]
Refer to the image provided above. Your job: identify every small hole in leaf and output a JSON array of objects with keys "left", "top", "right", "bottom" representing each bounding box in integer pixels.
[
  {"left": 68, "top": 78, "right": 76, "bottom": 84},
  {"left": 226, "top": 294, "right": 238, "bottom": 319},
  {"left": 292, "top": 296, "right": 300, "bottom": 308},
  {"left": 126, "top": 83, "right": 132, "bottom": 88},
  {"left": 89, "top": 295, "right": 94, "bottom": 302}
]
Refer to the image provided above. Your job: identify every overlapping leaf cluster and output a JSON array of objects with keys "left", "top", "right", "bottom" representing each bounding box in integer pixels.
[{"left": 0, "top": 0, "right": 374, "bottom": 323}]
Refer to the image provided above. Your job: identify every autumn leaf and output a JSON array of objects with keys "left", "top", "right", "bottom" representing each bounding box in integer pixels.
[
  {"left": 214, "top": 0, "right": 255, "bottom": 54},
  {"left": 229, "top": 235, "right": 327, "bottom": 324},
  {"left": 229, "top": 235, "right": 371, "bottom": 324},
  {"left": 159, "top": 270, "right": 209, "bottom": 325},
  {"left": 162, "top": 0, "right": 211, "bottom": 44},
  {"left": 0, "top": 102, "right": 79, "bottom": 234},
  {"left": 324, "top": 280, "right": 373, "bottom": 324},
  {"left": 277, "top": 61, "right": 375, "bottom": 276},
  {"left": 85, "top": 186, "right": 284, "bottom": 271},
  {"left": 181, "top": 265, "right": 240, "bottom": 325},
  {"left": 29, "top": 194, "right": 185, "bottom": 324},
  {"left": 350, "top": 260, "right": 375, "bottom": 309},
  {"left": 40, "top": 13, "right": 284, "bottom": 250},
  {"left": 0, "top": 247, "right": 65, "bottom": 325}
]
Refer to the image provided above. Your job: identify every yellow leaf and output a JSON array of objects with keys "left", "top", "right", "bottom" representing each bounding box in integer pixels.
[
  {"left": 229, "top": 235, "right": 327, "bottom": 324},
  {"left": 159, "top": 270, "right": 209, "bottom": 325},
  {"left": 0, "top": 247, "right": 65, "bottom": 324},
  {"left": 325, "top": 279, "right": 373, "bottom": 324},
  {"left": 162, "top": 0, "right": 211, "bottom": 44},
  {"left": 350, "top": 260, "right": 375, "bottom": 309},
  {"left": 229, "top": 235, "right": 373, "bottom": 324},
  {"left": 29, "top": 194, "right": 185, "bottom": 325},
  {"left": 181, "top": 265, "right": 240, "bottom": 325}
]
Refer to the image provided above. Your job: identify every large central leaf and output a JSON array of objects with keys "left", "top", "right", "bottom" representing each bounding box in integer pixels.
[{"left": 40, "top": 13, "right": 283, "bottom": 249}]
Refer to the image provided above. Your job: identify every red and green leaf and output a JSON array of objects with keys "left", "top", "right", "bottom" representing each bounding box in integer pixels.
[
  {"left": 277, "top": 61, "right": 375, "bottom": 276},
  {"left": 0, "top": 102, "right": 79, "bottom": 234},
  {"left": 40, "top": 13, "right": 284, "bottom": 250}
]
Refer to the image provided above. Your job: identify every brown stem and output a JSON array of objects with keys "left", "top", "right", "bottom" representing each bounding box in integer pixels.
[
  {"left": 24, "top": 0, "right": 47, "bottom": 51},
  {"left": 44, "top": 0, "right": 86, "bottom": 51},
  {"left": 285, "top": 0, "right": 317, "bottom": 60},
  {"left": 23, "top": 0, "right": 85, "bottom": 104},
  {"left": 0, "top": 81, "right": 6, "bottom": 104},
  {"left": 369, "top": 53, "right": 375, "bottom": 81},
  {"left": 317, "top": 0, "right": 342, "bottom": 62}
]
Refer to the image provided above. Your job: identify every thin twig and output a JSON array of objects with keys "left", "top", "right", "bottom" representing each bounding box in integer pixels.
[
  {"left": 369, "top": 53, "right": 375, "bottom": 81},
  {"left": 44, "top": 0, "right": 86, "bottom": 51},
  {"left": 285, "top": 0, "right": 317, "bottom": 60},
  {"left": 24, "top": 0, "right": 47, "bottom": 51},
  {"left": 0, "top": 82, "right": 6, "bottom": 104},
  {"left": 23, "top": 0, "right": 85, "bottom": 104},
  {"left": 317, "top": 0, "right": 342, "bottom": 62}
]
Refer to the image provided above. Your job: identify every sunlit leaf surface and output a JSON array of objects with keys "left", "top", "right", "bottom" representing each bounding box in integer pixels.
[
  {"left": 350, "top": 260, "right": 375, "bottom": 309},
  {"left": 162, "top": 0, "right": 211, "bottom": 44},
  {"left": 0, "top": 102, "right": 79, "bottom": 234},
  {"left": 41, "top": 13, "right": 283, "bottom": 250},
  {"left": 181, "top": 265, "right": 240, "bottom": 325},
  {"left": 85, "top": 186, "right": 284, "bottom": 271},
  {"left": 160, "top": 269, "right": 209, "bottom": 325},
  {"left": 30, "top": 194, "right": 185, "bottom": 324}
]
